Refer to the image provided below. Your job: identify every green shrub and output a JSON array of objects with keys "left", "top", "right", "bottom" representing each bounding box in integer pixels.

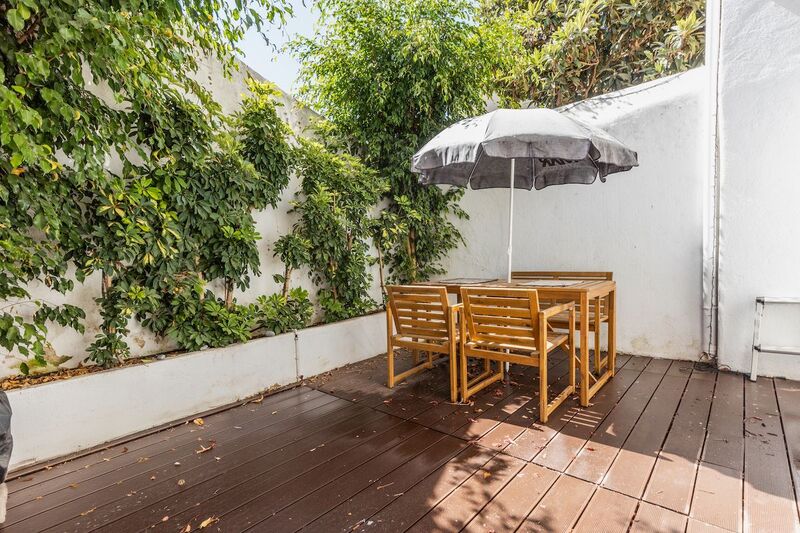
[{"left": 255, "top": 288, "right": 314, "bottom": 335}]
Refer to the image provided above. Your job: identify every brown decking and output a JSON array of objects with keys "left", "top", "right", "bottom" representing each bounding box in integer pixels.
[{"left": 4, "top": 352, "right": 800, "bottom": 532}]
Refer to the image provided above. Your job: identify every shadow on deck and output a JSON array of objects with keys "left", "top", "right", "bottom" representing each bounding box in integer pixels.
[{"left": 3, "top": 351, "right": 799, "bottom": 532}]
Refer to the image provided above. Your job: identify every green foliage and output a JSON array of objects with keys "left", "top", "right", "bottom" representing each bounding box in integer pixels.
[
  {"left": 130, "top": 85, "right": 294, "bottom": 353},
  {"left": 293, "top": 0, "right": 502, "bottom": 283},
  {"left": 0, "top": 0, "right": 289, "bottom": 368},
  {"left": 255, "top": 287, "right": 313, "bottom": 335},
  {"left": 287, "top": 138, "right": 386, "bottom": 322},
  {"left": 238, "top": 80, "right": 293, "bottom": 204},
  {"left": 481, "top": 0, "right": 705, "bottom": 106},
  {"left": 163, "top": 276, "right": 255, "bottom": 350}
]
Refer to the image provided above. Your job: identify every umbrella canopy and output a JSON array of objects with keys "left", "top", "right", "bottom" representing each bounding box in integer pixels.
[
  {"left": 411, "top": 108, "right": 638, "bottom": 190},
  {"left": 410, "top": 108, "right": 638, "bottom": 281}
]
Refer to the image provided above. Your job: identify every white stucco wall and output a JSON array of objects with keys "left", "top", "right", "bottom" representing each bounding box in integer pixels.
[
  {"left": 442, "top": 69, "right": 707, "bottom": 360},
  {"left": 714, "top": 0, "right": 800, "bottom": 379},
  {"left": 5, "top": 57, "right": 384, "bottom": 378}
]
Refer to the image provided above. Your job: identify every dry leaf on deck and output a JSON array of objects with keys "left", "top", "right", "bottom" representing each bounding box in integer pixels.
[
  {"left": 196, "top": 441, "right": 216, "bottom": 454},
  {"left": 199, "top": 516, "right": 219, "bottom": 528},
  {"left": 192, "top": 418, "right": 204, "bottom": 426}
]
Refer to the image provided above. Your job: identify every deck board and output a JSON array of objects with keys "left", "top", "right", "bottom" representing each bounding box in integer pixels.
[
  {"left": 601, "top": 362, "right": 690, "bottom": 496},
  {"left": 743, "top": 377, "right": 800, "bottom": 532},
  {"left": 4, "top": 353, "right": 799, "bottom": 533},
  {"left": 642, "top": 369, "right": 716, "bottom": 514}
]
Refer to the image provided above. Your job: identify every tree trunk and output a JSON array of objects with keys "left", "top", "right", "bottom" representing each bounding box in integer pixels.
[
  {"left": 224, "top": 279, "right": 234, "bottom": 309},
  {"left": 376, "top": 246, "right": 386, "bottom": 298},
  {"left": 407, "top": 228, "right": 418, "bottom": 282},
  {"left": 282, "top": 266, "right": 292, "bottom": 298},
  {"left": 101, "top": 272, "right": 115, "bottom": 335}
]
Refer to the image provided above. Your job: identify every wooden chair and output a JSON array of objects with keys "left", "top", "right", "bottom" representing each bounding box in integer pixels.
[
  {"left": 459, "top": 287, "right": 575, "bottom": 422},
  {"left": 511, "top": 271, "right": 612, "bottom": 372},
  {"left": 386, "top": 285, "right": 460, "bottom": 402}
]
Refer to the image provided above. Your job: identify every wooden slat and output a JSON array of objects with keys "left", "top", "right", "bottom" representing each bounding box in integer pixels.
[
  {"left": 6, "top": 395, "right": 350, "bottom": 531},
  {"left": 462, "top": 463, "right": 558, "bottom": 533},
  {"left": 301, "top": 437, "right": 467, "bottom": 533},
  {"left": 572, "top": 487, "right": 638, "bottom": 533},
  {"left": 155, "top": 420, "right": 426, "bottom": 532},
  {"left": 8, "top": 386, "right": 323, "bottom": 502},
  {"left": 407, "top": 453, "right": 526, "bottom": 531},
  {"left": 468, "top": 295, "right": 533, "bottom": 308},
  {"left": 518, "top": 474, "right": 594, "bottom": 532},
  {"left": 363, "top": 445, "right": 497, "bottom": 532},
  {"left": 630, "top": 501, "right": 687, "bottom": 533},
  {"left": 535, "top": 360, "right": 667, "bottom": 472},
  {"left": 689, "top": 371, "right": 744, "bottom": 531},
  {"left": 775, "top": 377, "right": 800, "bottom": 522},
  {"left": 10, "top": 352, "right": 800, "bottom": 533},
  {"left": 79, "top": 407, "right": 394, "bottom": 531},
  {"left": 601, "top": 362, "right": 690, "bottom": 496},
  {"left": 642, "top": 370, "right": 716, "bottom": 514},
  {"left": 251, "top": 428, "right": 446, "bottom": 531},
  {"left": 743, "top": 377, "right": 800, "bottom": 532},
  {"left": 566, "top": 360, "right": 677, "bottom": 483}
]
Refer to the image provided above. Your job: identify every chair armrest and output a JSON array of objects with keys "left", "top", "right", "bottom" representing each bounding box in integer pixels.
[{"left": 540, "top": 301, "right": 575, "bottom": 319}]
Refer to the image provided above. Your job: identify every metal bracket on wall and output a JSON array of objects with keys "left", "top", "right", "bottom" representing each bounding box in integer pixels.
[{"left": 750, "top": 297, "right": 800, "bottom": 381}]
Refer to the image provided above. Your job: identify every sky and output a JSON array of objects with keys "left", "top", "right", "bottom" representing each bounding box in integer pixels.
[{"left": 238, "top": 1, "right": 319, "bottom": 96}]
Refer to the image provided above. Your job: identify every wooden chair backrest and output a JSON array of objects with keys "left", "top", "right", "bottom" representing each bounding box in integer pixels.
[
  {"left": 461, "top": 287, "right": 541, "bottom": 349},
  {"left": 511, "top": 271, "right": 613, "bottom": 281},
  {"left": 387, "top": 285, "right": 450, "bottom": 340}
]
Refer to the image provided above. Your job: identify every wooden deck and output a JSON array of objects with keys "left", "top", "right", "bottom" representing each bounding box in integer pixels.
[{"left": 3, "top": 351, "right": 800, "bottom": 532}]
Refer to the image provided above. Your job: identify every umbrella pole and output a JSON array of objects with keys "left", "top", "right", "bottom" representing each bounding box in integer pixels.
[
  {"left": 507, "top": 159, "right": 515, "bottom": 283},
  {"left": 505, "top": 159, "right": 515, "bottom": 377}
]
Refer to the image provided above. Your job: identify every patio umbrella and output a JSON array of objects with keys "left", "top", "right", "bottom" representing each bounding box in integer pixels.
[{"left": 411, "top": 108, "right": 639, "bottom": 282}]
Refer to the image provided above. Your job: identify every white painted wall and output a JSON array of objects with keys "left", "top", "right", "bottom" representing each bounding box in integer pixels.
[
  {"left": 7, "top": 311, "right": 387, "bottom": 470},
  {"left": 5, "top": 56, "right": 384, "bottom": 378},
  {"left": 714, "top": 0, "right": 800, "bottom": 379},
  {"left": 443, "top": 69, "right": 707, "bottom": 360}
]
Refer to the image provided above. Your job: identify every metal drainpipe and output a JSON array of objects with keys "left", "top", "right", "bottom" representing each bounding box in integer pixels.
[
  {"left": 293, "top": 329, "right": 300, "bottom": 382},
  {"left": 703, "top": 0, "right": 723, "bottom": 363}
]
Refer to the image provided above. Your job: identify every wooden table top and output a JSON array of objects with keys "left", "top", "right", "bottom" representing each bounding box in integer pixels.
[{"left": 429, "top": 277, "right": 615, "bottom": 296}]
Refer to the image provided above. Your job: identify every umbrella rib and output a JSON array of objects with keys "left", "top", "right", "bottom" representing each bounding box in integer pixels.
[{"left": 464, "top": 146, "right": 484, "bottom": 188}]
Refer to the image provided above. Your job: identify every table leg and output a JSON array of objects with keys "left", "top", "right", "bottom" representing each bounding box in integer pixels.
[
  {"left": 609, "top": 289, "right": 617, "bottom": 376},
  {"left": 580, "top": 292, "right": 590, "bottom": 406}
]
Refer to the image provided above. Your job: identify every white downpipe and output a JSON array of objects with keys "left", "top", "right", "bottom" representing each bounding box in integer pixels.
[{"left": 507, "top": 158, "right": 515, "bottom": 283}]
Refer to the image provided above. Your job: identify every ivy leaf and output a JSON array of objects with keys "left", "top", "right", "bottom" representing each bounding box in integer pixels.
[{"left": 7, "top": 9, "right": 25, "bottom": 31}]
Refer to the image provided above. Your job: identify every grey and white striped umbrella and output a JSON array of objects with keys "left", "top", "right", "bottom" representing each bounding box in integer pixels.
[{"left": 410, "top": 108, "right": 639, "bottom": 280}]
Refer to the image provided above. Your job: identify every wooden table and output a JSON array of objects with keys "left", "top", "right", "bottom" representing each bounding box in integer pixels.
[{"left": 432, "top": 277, "right": 616, "bottom": 406}]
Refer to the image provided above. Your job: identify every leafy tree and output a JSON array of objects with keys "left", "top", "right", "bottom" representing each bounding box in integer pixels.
[
  {"left": 1, "top": 0, "right": 289, "bottom": 366},
  {"left": 292, "top": 0, "right": 503, "bottom": 282},
  {"left": 482, "top": 0, "right": 705, "bottom": 106},
  {"left": 287, "top": 138, "right": 386, "bottom": 322},
  {"left": 133, "top": 82, "right": 293, "bottom": 352},
  {"left": 255, "top": 287, "right": 313, "bottom": 334}
]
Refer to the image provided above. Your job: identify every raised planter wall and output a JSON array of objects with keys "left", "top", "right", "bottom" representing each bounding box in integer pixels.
[{"left": 7, "top": 311, "right": 386, "bottom": 471}]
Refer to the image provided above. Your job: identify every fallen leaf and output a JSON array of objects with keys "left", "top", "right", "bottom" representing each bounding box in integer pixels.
[
  {"left": 192, "top": 418, "right": 204, "bottom": 426},
  {"left": 174, "top": 461, "right": 182, "bottom": 466},
  {"left": 251, "top": 395, "right": 265, "bottom": 404},
  {"left": 162, "top": 515, "right": 169, "bottom": 522},
  {"left": 199, "top": 516, "right": 219, "bottom": 528},
  {"left": 68, "top": 483, "right": 79, "bottom": 489},
  {"left": 482, "top": 471, "right": 492, "bottom": 479},
  {"left": 80, "top": 507, "right": 96, "bottom": 516},
  {"left": 150, "top": 475, "right": 156, "bottom": 480},
  {"left": 177, "top": 479, "right": 186, "bottom": 486},
  {"left": 183, "top": 524, "right": 192, "bottom": 533},
  {"left": 196, "top": 441, "right": 216, "bottom": 454}
]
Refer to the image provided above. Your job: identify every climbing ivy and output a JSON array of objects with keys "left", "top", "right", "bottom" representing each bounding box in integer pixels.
[
  {"left": 286, "top": 138, "right": 387, "bottom": 322},
  {"left": 0, "top": 0, "right": 289, "bottom": 368}
]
